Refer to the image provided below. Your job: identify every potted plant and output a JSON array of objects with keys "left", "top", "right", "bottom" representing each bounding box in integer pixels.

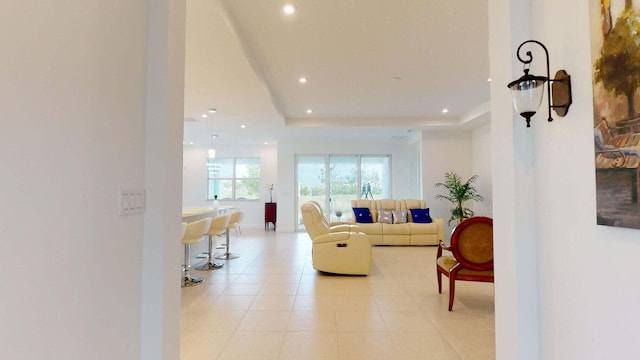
[{"left": 435, "top": 172, "right": 483, "bottom": 225}]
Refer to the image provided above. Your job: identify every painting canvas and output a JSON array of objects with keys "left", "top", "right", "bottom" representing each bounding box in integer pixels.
[{"left": 592, "top": 0, "right": 640, "bottom": 228}]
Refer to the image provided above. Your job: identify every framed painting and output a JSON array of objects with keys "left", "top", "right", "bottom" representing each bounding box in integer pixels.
[{"left": 592, "top": 0, "right": 640, "bottom": 228}]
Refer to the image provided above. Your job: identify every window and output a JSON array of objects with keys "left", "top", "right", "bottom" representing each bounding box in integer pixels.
[
  {"left": 207, "top": 157, "right": 260, "bottom": 200},
  {"left": 295, "top": 154, "right": 391, "bottom": 228}
]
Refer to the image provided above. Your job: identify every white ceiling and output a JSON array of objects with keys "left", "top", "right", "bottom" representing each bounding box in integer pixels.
[{"left": 183, "top": 0, "right": 490, "bottom": 147}]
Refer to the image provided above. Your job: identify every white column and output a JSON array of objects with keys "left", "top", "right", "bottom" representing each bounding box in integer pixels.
[
  {"left": 489, "top": 0, "right": 541, "bottom": 359},
  {"left": 140, "top": 0, "right": 186, "bottom": 359}
]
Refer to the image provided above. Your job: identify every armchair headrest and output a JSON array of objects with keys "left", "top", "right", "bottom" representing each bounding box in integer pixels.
[{"left": 301, "top": 202, "right": 330, "bottom": 239}]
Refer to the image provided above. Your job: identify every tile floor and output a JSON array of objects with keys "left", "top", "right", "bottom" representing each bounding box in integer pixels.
[{"left": 180, "top": 229, "right": 495, "bottom": 360}]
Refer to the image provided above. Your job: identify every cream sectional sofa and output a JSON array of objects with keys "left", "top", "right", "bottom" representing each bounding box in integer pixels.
[{"left": 350, "top": 199, "right": 444, "bottom": 246}]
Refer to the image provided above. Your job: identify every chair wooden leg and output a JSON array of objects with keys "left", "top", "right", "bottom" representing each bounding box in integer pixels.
[
  {"left": 437, "top": 270, "right": 442, "bottom": 294},
  {"left": 448, "top": 275, "right": 456, "bottom": 311}
]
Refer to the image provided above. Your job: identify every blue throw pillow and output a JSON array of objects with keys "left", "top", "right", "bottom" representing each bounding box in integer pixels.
[
  {"left": 352, "top": 207, "right": 373, "bottom": 223},
  {"left": 411, "top": 208, "right": 432, "bottom": 223}
]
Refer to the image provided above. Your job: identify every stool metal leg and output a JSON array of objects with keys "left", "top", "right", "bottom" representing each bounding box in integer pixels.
[
  {"left": 195, "top": 235, "right": 225, "bottom": 270},
  {"left": 215, "top": 229, "right": 239, "bottom": 260},
  {"left": 182, "top": 244, "right": 204, "bottom": 287}
]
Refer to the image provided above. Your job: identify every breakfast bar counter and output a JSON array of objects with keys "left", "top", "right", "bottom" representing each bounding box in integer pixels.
[{"left": 181, "top": 206, "right": 236, "bottom": 222}]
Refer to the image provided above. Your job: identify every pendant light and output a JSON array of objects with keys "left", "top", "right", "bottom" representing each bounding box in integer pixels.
[{"left": 208, "top": 134, "right": 218, "bottom": 159}]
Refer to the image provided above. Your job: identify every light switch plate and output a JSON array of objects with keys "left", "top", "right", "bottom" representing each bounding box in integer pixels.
[{"left": 120, "top": 189, "right": 145, "bottom": 216}]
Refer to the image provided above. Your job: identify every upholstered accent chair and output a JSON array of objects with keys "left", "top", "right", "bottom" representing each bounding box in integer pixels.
[
  {"left": 301, "top": 201, "right": 371, "bottom": 275},
  {"left": 436, "top": 216, "right": 494, "bottom": 311}
]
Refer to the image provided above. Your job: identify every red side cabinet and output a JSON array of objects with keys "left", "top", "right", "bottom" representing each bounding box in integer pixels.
[{"left": 265, "top": 202, "right": 277, "bottom": 231}]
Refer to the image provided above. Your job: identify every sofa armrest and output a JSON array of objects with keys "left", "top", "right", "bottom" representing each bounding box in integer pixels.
[
  {"left": 330, "top": 223, "right": 361, "bottom": 233},
  {"left": 313, "top": 231, "right": 365, "bottom": 245}
]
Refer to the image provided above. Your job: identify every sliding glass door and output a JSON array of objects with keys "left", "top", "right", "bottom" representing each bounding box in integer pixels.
[
  {"left": 296, "top": 156, "right": 328, "bottom": 228},
  {"left": 295, "top": 155, "right": 391, "bottom": 230},
  {"left": 328, "top": 156, "right": 358, "bottom": 223}
]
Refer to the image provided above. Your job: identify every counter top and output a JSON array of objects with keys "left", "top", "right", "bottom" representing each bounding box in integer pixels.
[{"left": 181, "top": 206, "right": 236, "bottom": 222}]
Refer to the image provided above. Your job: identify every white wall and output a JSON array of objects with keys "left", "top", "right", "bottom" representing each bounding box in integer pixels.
[
  {"left": 472, "top": 122, "right": 493, "bottom": 217},
  {"left": 491, "top": 0, "right": 640, "bottom": 358},
  {"left": 489, "top": 0, "right": 542, "bottom": 357},
  {"left": 422, "top": 131, "right": 473, "bottom": 235},
  {"left": 140, "top": 1, "right": 185, "bottom": 359},
  {"left": 535, "top": 1, "right": 640, "bottom": 359},
  {"left": 408, "top": 132, "right": 424, "bottom": 198},
  {"left": 183, "top": 146, "right": 209, "bottom": 206},
  {"left": 0, "top": 1, "right": 183, "bottom": 359}
]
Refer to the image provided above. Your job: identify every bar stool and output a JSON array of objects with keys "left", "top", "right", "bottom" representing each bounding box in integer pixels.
[
  {"left": 216, "top": 211, "right": 239, "bottom": 249},
  {"left": 227, "top": 211, "right": 243, "bottom": 236},
  {"left": 181, "top": 217, "right": 211, "bottom": 287},
  {"left": 195, "top": 214, "right": 230, "bottom": 270},
  {"left": 216, "top": 211, "right": 242, "bottom": 260}
]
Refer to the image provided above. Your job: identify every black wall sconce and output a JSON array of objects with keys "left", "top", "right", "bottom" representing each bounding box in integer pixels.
[{"left": 507, "top": 40, "right": 572, "bottom": 127}]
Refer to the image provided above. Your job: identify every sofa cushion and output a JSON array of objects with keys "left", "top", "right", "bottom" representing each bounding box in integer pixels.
[
  {"left": 377, "top": 210, "right": 393, "bottom": 224},
  {"left": 409, "top": 222, "right": 439, "bottom": 234},
  {"left": 378, "top": 199, "right": 398, "bottom": 210},
  {"left": 392, "top": 210, "right": 407, "bottom": 224},
  {"left": 351, "top": 200, "right": 377, "bottom": 222},
  {"left": 353, "top": 207, "right": 373, "bottom": 223},
  {"left": 383, "top": 223, "right": 411, "bottom": 235},
  {"left": 356, "top": 222, "right": 383, "bottom": 235},
  {"left": 403, "top": 199, "right": 425, "bottom": 210},
  {"left": 410, "top": 208, "right": 433, "bottom": 223}
]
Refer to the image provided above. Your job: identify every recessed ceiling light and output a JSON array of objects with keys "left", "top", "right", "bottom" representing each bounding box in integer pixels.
[
  {"left": 201, "top": 114, "right": 208, "bottom": 118},
  {"left": 264, "top": 141, "right": 269, "bottom": 145},
  {"left": 283, "top": 4, "right": 295, "bottom": 15},
  {"left": 306, "top": 109, "right": 313, "bottom": 114},
  {"left": 208, "top": 108, "right": 217, "bottom": 113},
  {"left": 241, "top": 124, "right": 247, "bottom": 128},
  {"left": 189, "top": 141, "right": 194, "bottom": 145},
  {"left": 299, "top": 77, "right": 307, "bottom": 84},
  {"left": 442, "top": 108, "right": 449, "bottom": 113},
  {"left": 487, "top": 78, "right": 492, "bottom": 82}
]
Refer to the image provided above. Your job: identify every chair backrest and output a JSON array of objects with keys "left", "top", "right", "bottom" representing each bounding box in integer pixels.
[
  {"left": 182, "top": 217, "right": 212, "bottom": 244},
  {"left": 450, "top": 217, "right": 493, "bottom": 271},
  {"left": 181, "top": 222, "right": 188, "bottom": 238},
  {"left": 309, "top": 200, "right": 331, "bottom": 227},
  {"left": 228, "top": 211, "right": 242, "bottom": 226},
  {"left": 207, "top": 214, "right": 230, "bottom": 236},
  {"left": 301, "top": 202, "right": 330, "bottom": 239}
]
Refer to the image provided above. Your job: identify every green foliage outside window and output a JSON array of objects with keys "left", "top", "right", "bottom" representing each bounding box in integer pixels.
[{"left": 207, "top": 157, "right": 260, "bottom": 200}]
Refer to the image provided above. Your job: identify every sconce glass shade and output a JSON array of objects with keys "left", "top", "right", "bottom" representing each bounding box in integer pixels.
[
  {"left": 508, "top": 73, "right": 548, "bottom": 127},
  {"left": 507, "top": 40, "right": 573, "bottom": 128}
]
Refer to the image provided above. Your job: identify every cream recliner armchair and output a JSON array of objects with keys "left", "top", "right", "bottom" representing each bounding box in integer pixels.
[
  {"left": 301, "top": 201, "right": 372, "bottom": 275},
  {"left": 308, "top": 200, "right": 360, "bottom": 233}
]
